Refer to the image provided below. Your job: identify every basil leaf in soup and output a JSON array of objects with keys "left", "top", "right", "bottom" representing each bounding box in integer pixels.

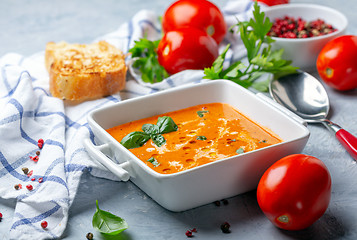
[
  {"left": 151, "top": 134, "right": 166, "bottom": 147},
  {"left": 142, "top": 123, "right": 160, "bottom": 135},
  {"left": 196, "top": 136, "right": 207, "bottom": 141},
  {"left": 147, "top": 157, "right": 160, "bottom": 167},
  {"left": 120, "top": 131, "right": 150, "bottom": 149},
  {"left": 156, "top": 116, "right": 178, "bottom": 134},
  {"left": 197, "top": 110, "right": 209, "bottom": 118}
]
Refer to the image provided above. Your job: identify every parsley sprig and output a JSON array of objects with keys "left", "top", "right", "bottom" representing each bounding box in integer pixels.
[
  {"left": 129, "top": 38, "right": 169, "bottom": 83},
  {"left": 203, "top": 2, "right": 298, "bottom": 91}
]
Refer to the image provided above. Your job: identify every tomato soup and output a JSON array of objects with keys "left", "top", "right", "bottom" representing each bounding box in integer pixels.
[{"left": 107, "top": 103, "right": 282, "bottom": 174}]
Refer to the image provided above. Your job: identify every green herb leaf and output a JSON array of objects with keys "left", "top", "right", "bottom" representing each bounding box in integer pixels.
[
  {"left": 92, "top": 200, "right": 128, "bottom": 235},
  {"left": 142, "top": 124, "right": 160, "bottom": 135},
  {"left": 196, "top": 136, "right": 207, "bottom": 141},
  {"left": 120, "top": 131, "right": 150, "bottom": 149},
  {"left": 151, "top": 134, "right": 166, "bottom": 147},
  {"left": 156, "top": 116, "right": 178, "bottom": 134},
  {"left": 147, "top": 157, "right": 160, "bottom": 167},
  {"left": 203, "top": 44, "right": 230, "bottom": 79},
  {"left": 249, "top": 3, "right": 273, "bottom": 40},
  {"left": 129, "top": 38, "right": 169, "bottom": 83},
  {"left": 121, "top": 116, "right": 178, "bottom": 149},
  {"left": 203, "top": 1, "right": 298, "bottom": 92},
  {"left": 197, "top": 110, "right": 209, "bottom": 118},
  {"left": 236, "top": 148, "right": 245, "bottom": 154}
]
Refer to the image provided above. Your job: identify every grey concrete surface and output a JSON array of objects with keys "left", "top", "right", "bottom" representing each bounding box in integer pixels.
[{"left": 1, "top": 0, "right": 357, "bottom": 239}]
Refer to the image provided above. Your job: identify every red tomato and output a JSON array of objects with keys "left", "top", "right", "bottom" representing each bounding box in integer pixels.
[
  {"left": 157, "top": 28, "right": 218, "bottom": 75},
  {"left": 256, "top": 0, "right": 289, "bottom": 6},
  {"left": 316, "top": 35, "right": 357, "bottom": 91},
  {"left": 162, "top": 0, "right": 227, "bottom": 44},
  {"left": 257, "top": 154, "right": 331, "bottom": 231}
]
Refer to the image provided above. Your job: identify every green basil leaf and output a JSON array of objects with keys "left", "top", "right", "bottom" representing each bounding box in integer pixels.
[
  {"left": 151, "top": 134, "right": 166, "bottom": 147},
  {"left": 92, "top": 200, "right": 128, "bottom": 235},
  {"left": 142, "top": 124, "right": 160, "bottom": 135},
  {"left": 197, "top": 110, "right": 209, "bottom": 118},
  {"left": 196, "top": 136, "right": 207, "bottom": 141},
  {"left": 147, "top": 157, "right": 160, "bottom": 167},
  {"left": 121, "top": 116, "right": 178, "bottom": 149},
  {"left": 120, "top": 131, "right": 150, "bottom": 149},
  {"left": 156, "top": 116, "right": 178, "bottom": 134}
]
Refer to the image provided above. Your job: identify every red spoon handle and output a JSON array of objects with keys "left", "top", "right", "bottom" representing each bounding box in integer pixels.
[{"left": 336, "top": 129, "right": 357, "bottom": 161}]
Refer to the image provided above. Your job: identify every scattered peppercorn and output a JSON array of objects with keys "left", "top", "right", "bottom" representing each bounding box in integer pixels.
[
  {"left": 38, "top": 139, "right": 44, "bottom": 149},
  {"left": 214, "top": 199, "right": 229, "bottom": 206},
  {"left": 22, "top": 167, "right": 29, "bottom": 175},
  {"left": 27, "top": 170, "right": 33, "bottom": 177},
  {"left": 14, "top": 184, "right": 22, "bottom": 190},
  {"left": 86, "top": 232, "right": 94, "bottom": 240},
  {"left": 26, "top": 184, "right": 33, "bottom": 191},
  {"left": 30, "top": 156, "right": 39, "bottom": 162},
  {"left": 268, "top": 16, "right": 337, "bottom": 39},
  {"left": 185, "top": 228, "right": 197, "bottom": 238},
  {"left": 0, "top": 212, "right": 3, "bottom": 222},
  {"left": 185, "top": 230, "right": 193, "bottom": 238},
  {"left": 38, "top": 177, "right": 43, "bottom": 183},
  {"left": 41, "top": 220, "right": 48, "bottom": 229},
  {"left": 220, "top": 222, "right": 231, "bottom": 234},
  {"left": 36, "top": 150, "right": 41, "bottom": 156}
]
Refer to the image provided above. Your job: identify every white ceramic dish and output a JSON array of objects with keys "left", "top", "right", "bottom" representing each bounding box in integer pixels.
[
  {"left": 84, "top": 80, "right": 310, "bottom": 212},
  {"left": 265, "top": 3, "right": 348, "bottom": 70}
]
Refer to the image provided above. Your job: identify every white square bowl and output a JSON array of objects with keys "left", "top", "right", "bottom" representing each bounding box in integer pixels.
[{"left": 85, "top": 80, "right": 310, "bottom": 212}]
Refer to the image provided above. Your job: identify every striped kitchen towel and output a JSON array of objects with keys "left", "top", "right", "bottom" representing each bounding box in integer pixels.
[{"left": 0, "top": 0, "right": 262, "bottom": 239}]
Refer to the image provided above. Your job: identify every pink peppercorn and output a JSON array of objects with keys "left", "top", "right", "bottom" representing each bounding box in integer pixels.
[
  {"left": 185, "top": 230, "right": 193, "bottom": 237},
  {"left": 38, "top": 177, "right": 43, "bottom": 183},
  {"left": 268, "top": 16, "right": 337, "bottom": 38},
  {"left": 27, "top": 170, "right": 33, "bottom": 177},
  {"left": 32, "top": 156, "right": 39, "bottom": 162},
  {"left": 38, "top": 139, "right": 44, "bottom": 149},
  {"left": 26, "top": 184, "right": 33, "bottom": 191},
  {"left": 185, "top": 228, "right": 197, "bottom": 238},
  {"left": 41, "top": 221, "right": 48, "bottom": 229}
]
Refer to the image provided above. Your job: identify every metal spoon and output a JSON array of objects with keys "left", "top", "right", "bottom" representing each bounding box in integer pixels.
[{"left": 269, "top": 71, "right": 357, "bottom": 161}]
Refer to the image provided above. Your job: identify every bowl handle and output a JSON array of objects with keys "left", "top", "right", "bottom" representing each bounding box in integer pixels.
[{"left": 83, "top": 138, "right": 131, "bottom": 181}]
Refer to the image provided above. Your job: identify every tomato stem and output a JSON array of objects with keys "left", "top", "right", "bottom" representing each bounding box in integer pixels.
[
  {"left": 277, "top": 215, "right": 289, "bottom": 223},
  {"left": 325, "top": 67, "right": 334, "bottom": 78}
]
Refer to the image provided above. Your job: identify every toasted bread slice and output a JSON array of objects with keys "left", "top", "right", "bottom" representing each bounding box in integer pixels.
[{"left": 45, "top": 41, "right": 127, "bottom": 101}]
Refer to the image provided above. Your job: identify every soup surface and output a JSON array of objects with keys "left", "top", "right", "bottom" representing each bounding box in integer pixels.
[{"left": 107, "top": 103, "right": 282, "bottom": 174}]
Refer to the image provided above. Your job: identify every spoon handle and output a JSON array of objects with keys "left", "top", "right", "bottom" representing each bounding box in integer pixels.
[{"left": 335, "top": 129, "right": 357, "bottom": 161}]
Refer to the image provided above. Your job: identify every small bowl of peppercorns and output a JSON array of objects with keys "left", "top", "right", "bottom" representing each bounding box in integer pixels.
[{"left": 264, "top": 3, "right": 348, "bottom": 70}]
